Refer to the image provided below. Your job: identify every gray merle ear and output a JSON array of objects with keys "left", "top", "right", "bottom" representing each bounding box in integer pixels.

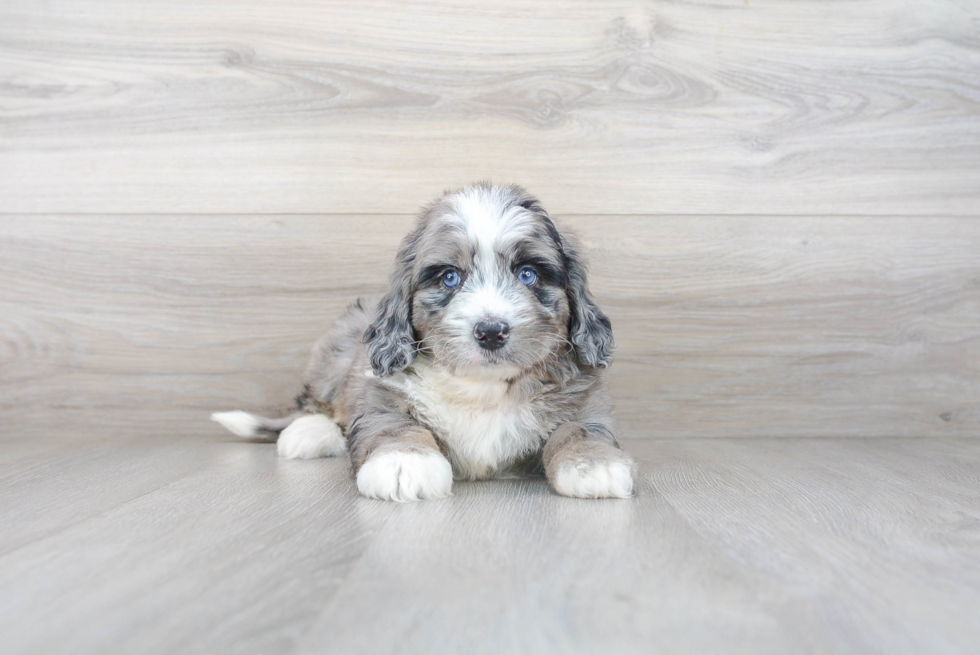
[
  {"left": 363, "top": 226, "right": 422, "bottom": 376},
  {"left": 564, "top": 238, "right": 614, "bottom": 368}
]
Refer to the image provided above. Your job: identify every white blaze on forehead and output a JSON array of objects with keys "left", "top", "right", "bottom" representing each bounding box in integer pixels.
[
  {"left": 442, "top": 186, "right": 540, "bottom": 331},
  {"left": 450, "top": 187, "right": 531, "bottom": 264}
]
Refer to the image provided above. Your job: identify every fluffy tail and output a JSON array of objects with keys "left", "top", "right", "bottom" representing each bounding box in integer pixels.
[{"left": 210, "top": 410, "right": 305, "bottom": 442}]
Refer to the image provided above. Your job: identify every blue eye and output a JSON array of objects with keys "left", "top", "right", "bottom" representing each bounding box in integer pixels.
[
  {"left": 518, "top": 267, "right": 537, "bottom": 286},
  {"left": 442, "top": 269, "right": 461, "bottom": 288}
]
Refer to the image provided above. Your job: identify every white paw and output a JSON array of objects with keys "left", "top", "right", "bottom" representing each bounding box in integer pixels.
[
  {"left": 553, "top": 456, "right": 634, "bottom": 499},
  {"left": 277, "top": 414, "right": 346, "bottom": 459},
  {"left": 356, "top": 450, "right": 453, "bottom": 502}
]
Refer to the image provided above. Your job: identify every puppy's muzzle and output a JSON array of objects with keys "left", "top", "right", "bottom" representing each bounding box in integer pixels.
[{"left": 474, "top": 321, "right": 510, "bottom": 351}]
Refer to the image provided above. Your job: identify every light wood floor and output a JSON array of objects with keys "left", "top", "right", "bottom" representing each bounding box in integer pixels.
[{"left": 2, "top": 424, "right": 979, "bottom": 654}]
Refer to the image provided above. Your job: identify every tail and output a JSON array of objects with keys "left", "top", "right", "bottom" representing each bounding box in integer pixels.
[{"left": 210, "top": 410, "right": 305, "bottom": 442}]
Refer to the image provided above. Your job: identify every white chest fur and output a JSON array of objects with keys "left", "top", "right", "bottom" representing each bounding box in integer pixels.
[{"left": 378, "top": 360, "right": 547, "bottom": 480}]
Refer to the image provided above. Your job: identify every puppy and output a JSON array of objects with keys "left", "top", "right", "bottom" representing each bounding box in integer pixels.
[{"left": 213, "top": 182, "right": 635, "bottom": 501}]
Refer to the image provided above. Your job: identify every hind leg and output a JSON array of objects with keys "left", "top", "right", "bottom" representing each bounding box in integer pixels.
[{"left": 277, "top": 414, "right": 346, "bottom": 459}]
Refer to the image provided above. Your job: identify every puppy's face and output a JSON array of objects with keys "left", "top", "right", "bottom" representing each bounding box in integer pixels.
[
  {"left": 365, "top": 183, "right": 613, "bottom": 378},
  {"left": 409, "top": 188, "right": 571, "bottom": 376}
]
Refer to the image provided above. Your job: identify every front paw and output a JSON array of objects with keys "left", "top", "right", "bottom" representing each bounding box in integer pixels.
[
  {"left": 356, "top": 450, "right": 453, "bottom": 501},
  {"left": 551, "top": 449, "right": 635, "bottom": 499}
]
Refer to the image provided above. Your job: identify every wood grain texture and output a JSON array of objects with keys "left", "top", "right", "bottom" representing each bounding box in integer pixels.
[
  {"left": 3, "top": 2, "right": 978, "bottom": 651},
  {"left": 1, "top": 0, "right": 979, "bottom": 214},
  {"left": 299, "top": 438, "right": 980, "bottom": 655},
  {"left": 1, "top": 434, "right": 978, "bottom": 654},
  {"left": 2, "top": 214, "right": 978, "bottom": 438},
  {"left": 0, "top": 436, "right": 379, "bottom": 655}
]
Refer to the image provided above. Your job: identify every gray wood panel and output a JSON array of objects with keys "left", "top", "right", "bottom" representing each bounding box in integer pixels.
[
  {"left": 2, "top": 214, "right": 977, "bottom": 438},
  {"left": 1, "top": 1, "right": 979, "bottom": 214},
  {"left": 299, "top": 438, "right": 980, "bottom": 655},
  {"left": 0, "top": 436, "right": 377, "bottom": 655},
  {"left": 1, "top": 434, "right": 978, "bottom": 654},
  {"left": 0, "top": 436, "right": 215, "bottom": 555}
]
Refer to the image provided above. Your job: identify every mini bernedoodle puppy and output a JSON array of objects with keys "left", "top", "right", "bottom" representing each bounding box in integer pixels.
[{"left": 213, "top": 182, "right": 636, "bottom": 501}]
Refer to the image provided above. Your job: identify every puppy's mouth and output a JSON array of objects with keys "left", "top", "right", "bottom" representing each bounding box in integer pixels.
[
  {"left": 452, "top": 346, "right": 524, "bottom": 380},
  {"left": 477, "top": 348, "right": 509, "bottom": 365},
  {"left": 469, "top": 339, "right": 522, "bottom": 370}
]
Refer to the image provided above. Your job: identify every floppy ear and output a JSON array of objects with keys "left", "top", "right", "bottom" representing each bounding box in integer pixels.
[
  {"left": 363, "top": 226, "right": 421, "bottom": 376},
  {"left": 563, "top": 237, "right": 614, "bottom": 368}
]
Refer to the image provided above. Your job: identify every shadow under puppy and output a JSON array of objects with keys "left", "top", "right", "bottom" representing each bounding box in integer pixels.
[{"left": 213, "top": 182, "right": 635, "bottom": 501}]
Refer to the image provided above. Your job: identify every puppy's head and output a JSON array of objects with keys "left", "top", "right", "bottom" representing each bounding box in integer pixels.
[{"left": 364, "top": 182, "right": 613, "bottom": 377}]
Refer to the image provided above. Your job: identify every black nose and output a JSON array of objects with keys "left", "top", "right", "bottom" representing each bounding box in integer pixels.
[{"left": 474, "top": 321, "right": 510, "bottom": 350}]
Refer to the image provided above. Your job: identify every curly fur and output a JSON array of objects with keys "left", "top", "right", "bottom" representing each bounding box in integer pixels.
[{"left": 212, "top": 182, "right": 635, "bottom": 500}]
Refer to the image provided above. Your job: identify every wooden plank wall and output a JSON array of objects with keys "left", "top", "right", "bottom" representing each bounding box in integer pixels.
[{"left": 1, "top": 0, "right": 978, "bottom": 438}]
